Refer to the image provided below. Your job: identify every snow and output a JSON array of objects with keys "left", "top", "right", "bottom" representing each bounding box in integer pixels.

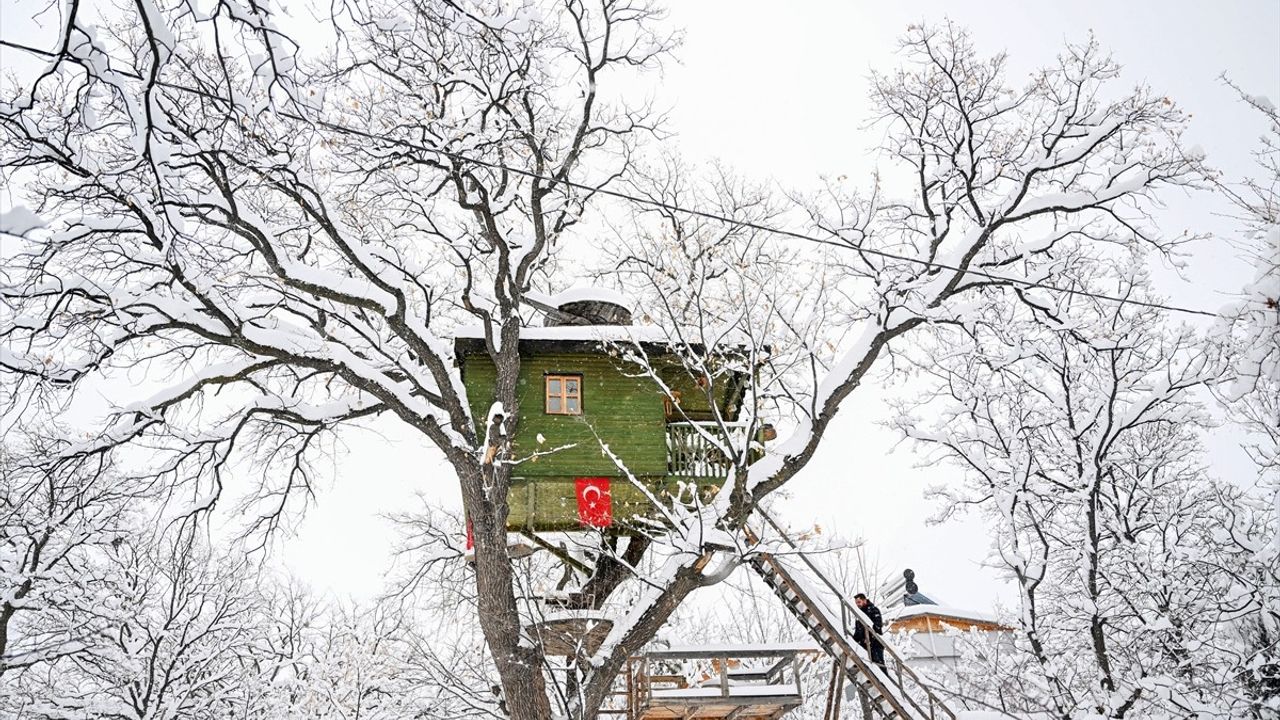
[
  {"left": 135, "top": 0, "right": 176, "bottom": 64},
  {"left": 123, "top": 359, "right": 264, "bottom": 414},
  {"left": 453, "top": 323, "right": 671, "bottom": 343},
  {"left": 887, "top": 604, "right": 1002, "bottom": 625},
  {"left": 744, "top": 319, "right": 891, "bottom": 489},
  {"left": 528, "top": 286, "right": 636, "bottom": 312},
  {"left": 536, "top": 609, "right": 612, "bottom": 624},
  {"left": 0, "top": 205, "right": 46, "bottom": 235},
  {"left": 653, "top": 642, "right": 820, "bottom": 656},
  {"left": 479, "top": 402, "right": 506, "bottom": 460},
  {"left": 651, "top": 683, "right": 800, "bottom": 699},
  {"left": 1248, "top": 94, "right": 1277, "bottom": 113},
  {"left": 3, "top": 14, "right": 1267, "bottom": 719},
  {"left": 485, "top": 402, "right": 506, "bottom": 424},
  {"left": 278, "top": 262, "right": 397, "bottom": 313}
]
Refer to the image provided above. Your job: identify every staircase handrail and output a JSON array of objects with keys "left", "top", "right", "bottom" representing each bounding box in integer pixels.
[{"left": 753, "top": 507, "right": 958, "bottom": 720}]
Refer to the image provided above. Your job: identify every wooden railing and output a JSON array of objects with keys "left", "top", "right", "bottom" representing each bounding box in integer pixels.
[
  {"left": 665, "top": 421, "right": 746, "bottom": 478},
  {"left": 624, "top": 645, "right": 808, "bottom": 720}
]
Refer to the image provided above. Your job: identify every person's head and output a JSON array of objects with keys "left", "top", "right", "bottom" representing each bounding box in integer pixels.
[{"left": 854, "top": 592, "right": 869, "bottom": 609}]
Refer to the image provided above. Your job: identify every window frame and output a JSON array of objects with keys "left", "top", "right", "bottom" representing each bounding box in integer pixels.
[{"left": 544, "top": 373, "right": 584, "bottom": 416}]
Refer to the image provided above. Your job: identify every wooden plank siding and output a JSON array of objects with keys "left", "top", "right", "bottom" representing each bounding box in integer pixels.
[
  {"left": 463, "top": 352, "right": 669, "bottom": 477},
  {"left": 505, "top": 476, "right": 713, "bottom": 532},
  {"left": 460, "top": 346, "right": 741, "bottom": 532}
]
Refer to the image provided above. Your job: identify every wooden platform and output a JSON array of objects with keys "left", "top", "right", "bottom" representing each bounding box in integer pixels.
[
  {"left": 624, "top": 645, "right": 812, "bottom": 720},
  {"left": 527, "top": 615, "right": 613, "bottom": 656},
  {"left": 635, "top": 692, "right": 799, "bottom": 720}
]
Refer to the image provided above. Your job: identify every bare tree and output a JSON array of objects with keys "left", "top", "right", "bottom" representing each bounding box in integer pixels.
[
  {"left": 1, "top": 534, "right": 266, "bottom": 719},
  {"left": 586, "top": 21, "right": 1203, "bottom": 707},
  {"left": 0, "top": 436, "right": 144, "bottom": 678},
  {"left": 2, "top": 9, "right": 1205, "bottom": 717},
  {"left": 1209, "top": 79, "right": 1280, "bottom": 715},
  {"left": 894, "top": 264, "right": 1272, "bottom": 718},
  {"left": 1213, "top": 79, "right": 1279, "bottom": 476},
  {"left": 2, "top": 1, "right": 672, "bottom": 716}
]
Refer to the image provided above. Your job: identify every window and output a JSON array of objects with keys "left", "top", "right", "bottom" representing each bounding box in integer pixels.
[{"left": 545, "top": 374, "right": 582, "bottom": 415}]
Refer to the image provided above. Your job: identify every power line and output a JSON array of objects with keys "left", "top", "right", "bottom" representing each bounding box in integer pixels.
[{"left": 1, "top": 38, "right": 1224, "bottom": 319}]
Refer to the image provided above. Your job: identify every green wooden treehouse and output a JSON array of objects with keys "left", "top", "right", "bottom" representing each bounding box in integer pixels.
[
  {"left": 454, "top": 291, "right": 750, "bottom": 534},
  {"left": 452, "top": 291, "right": 960, "bottom": 720}
]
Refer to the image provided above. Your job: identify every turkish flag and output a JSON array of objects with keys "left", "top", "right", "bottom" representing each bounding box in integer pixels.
[{"left": 575, "top": 477, "right": 613, "bottom": 528}]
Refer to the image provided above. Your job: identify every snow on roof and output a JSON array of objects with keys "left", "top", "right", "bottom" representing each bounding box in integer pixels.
[
  {"left": 528, "top": 286, "right": 636, "bottom": 313},
  {"left": 651, "top": 684, "right": 800, "bottom": 700},
  {"left": 887, "top": 604, "right": 1002, "bottom": 626},
  {"left": 649, "top": 641, "right": 820, "bottom": 657},
  {"left": 452, "top": 323, "right": 672, "bottom": 343},
  {"left": 534, "top": 609, "right": 613, "bottom": 624}
]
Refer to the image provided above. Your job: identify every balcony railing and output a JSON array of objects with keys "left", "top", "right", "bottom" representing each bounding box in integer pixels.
[
  {"left": 665, "top": 421, "right": 746, "bottom": 478},
  {"left": 622, "top": 645, "right": 811, "bottom": 720}
]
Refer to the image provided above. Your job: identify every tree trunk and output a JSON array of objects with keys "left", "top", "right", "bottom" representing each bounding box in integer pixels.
[{"left": 461, "top": 317, "right": 558, "bottom": 720}]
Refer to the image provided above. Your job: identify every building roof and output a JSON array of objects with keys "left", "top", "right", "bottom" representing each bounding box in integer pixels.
[
  {"left": 452, "top": 323, "right": 671, "bottom": 343},
  {"left": 450, "top": 322, "right": 687, "bottom": 362},
  {"left": 879, "top": 568, "right": 1012, "bottom": 632},
  {"left": 888, "top": 604, "right": 1002, "bottom": 626},
  {"left": 902, "top": 590, "right": 937, "bottom": 606}
]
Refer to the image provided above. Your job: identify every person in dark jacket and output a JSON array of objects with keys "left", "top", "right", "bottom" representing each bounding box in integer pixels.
[{"left": 852, "top": 593, "right": 886, "bottom": 672}]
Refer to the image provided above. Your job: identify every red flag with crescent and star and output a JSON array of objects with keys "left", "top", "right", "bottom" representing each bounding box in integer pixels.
[{"left": 575, "top": 477, "right": 613, "bottom": 528}]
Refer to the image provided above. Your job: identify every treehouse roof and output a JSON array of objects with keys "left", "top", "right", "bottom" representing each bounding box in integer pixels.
[
  {"left": 451, "top": 322, "right": 686, "bottom": 359},
  {"left": 451, "top": 287, "right": 764, "bottom": 365}
]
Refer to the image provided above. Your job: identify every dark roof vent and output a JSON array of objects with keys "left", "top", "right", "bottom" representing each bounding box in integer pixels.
[
  {"left": 541, "top": 289, "right": 634, "bottom": 327},
  {"left": 547, "top": 300, "right": 632, "bottom": 327}
]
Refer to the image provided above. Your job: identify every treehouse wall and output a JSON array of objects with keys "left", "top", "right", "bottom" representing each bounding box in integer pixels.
[
  {"left": 460, "top": 346, "right": 739, "bottom": 531},
  {"left": 656, "top": 364, "right": 741, "bottom": 421},
  {"left": 504, "top": 476, "right": 703, "bottom": 531},
  {"left": 462, "top": 352, "right": 668, "bottom": 476}
]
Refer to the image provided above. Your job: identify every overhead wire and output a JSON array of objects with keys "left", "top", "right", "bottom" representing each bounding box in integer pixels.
[{"left": 0, "top": 38, "right": 1227, "bottom": 319}]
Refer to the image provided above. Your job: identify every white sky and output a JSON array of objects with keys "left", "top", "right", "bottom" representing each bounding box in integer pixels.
[
  {"left": 638, "top": 0, "right": 1280, "bottom": 611},
  {"left": 282, "top": 1, "right": 1280, "bottom": 612},
  {"left": 2, "top": 0, "right": 1278, "bottom": 613}
]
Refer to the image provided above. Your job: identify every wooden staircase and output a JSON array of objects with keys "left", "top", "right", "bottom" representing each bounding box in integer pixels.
[{"left": 749, "top": 512, "right": 958, "bottom": 720}]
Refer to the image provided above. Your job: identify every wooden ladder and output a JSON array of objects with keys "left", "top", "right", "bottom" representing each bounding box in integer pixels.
[{"left": 748, "top": 511, "right": 959, "bottom": 720}]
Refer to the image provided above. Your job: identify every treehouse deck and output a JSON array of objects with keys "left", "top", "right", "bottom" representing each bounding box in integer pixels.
[{"left": 623, "top": 645, "right": 813, "bottom": 720}]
